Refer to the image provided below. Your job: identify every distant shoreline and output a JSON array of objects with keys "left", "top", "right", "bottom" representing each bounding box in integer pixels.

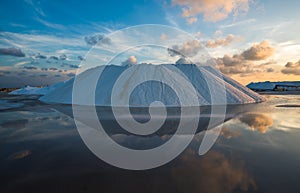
[{"left": 258, "top": 91, "right": 300, "bottom": 95}]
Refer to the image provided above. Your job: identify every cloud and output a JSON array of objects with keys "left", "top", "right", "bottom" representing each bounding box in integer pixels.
[
  {"left": 220, "top": 18, "right": 256, "bottom": 28},
  {"left": 67, "top": 72, "right": 75, "bottom": 77},
  {"left": 77, "top": 55, "right": 85, "bottom": 61},
  {"left": 187, "top": 17, "right": 198, "bottom": 24},
  {"left": 242, "top": 40, "right": 275, "bottom": 60},
  {"left": 172, "top": 0, "right": 250, "bottom": 23},
  {"left": 122, "top": 56, "right": 137, "bottom": 66},
  {"left": 216, "top": 54, "right": 253, "bottom": 74},
  {"left": 69, "top": 64, "right": 79, "bottom": 69},
  {"left": 160, "top": 33, "right": 167, "bottom": 41},
  {"left": 23, "top": 66, "right": 38, "bottom": 70},
  {"left": 239, "top": 113, "right": 273, "bottom": 134},
  {"left": 35, "top": 53, "right": 47, "bottom": 59},
  {"left": 168, "top": 40, "right": 202, "bottom": 57},
  {"left": 216, "top": 40, "right": 275, "bottom": 75},
  {"left": 84, "top": 34, "right": 111, "bottom": 46},
  {"left": 205, "top": 34, "right": 235, "bottom": 48},
  {"left": 59, "top": 54, "right": 67, "bottom": 60},
  {"left": 0, "top": 66, "right": 76, "bottom": 88},
  {"left": 24, "top": 0, "right": 46, "bottom": 17},
  {"left": 175, "top": 57, "right": 192, "bottom": 64},
  {"left": 281, "top": 60, "right": 300, "bottom": 75},
  {"left": 0, "top": 47, "right": 25, "bottom": 57},
  {"left": 49, "top": 56, "right": 59, "bottom": 60}
]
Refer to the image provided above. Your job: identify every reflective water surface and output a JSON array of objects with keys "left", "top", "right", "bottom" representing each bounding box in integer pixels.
[{"left": 0, "top": 93, "right": 300, "bottom": 193}]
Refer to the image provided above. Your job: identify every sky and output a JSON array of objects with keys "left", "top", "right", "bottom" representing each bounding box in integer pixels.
[{"left": 1, "top": 0, "right": 300, "bottom": 87}]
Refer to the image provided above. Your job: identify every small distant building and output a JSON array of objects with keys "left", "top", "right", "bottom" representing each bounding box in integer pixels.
[{"left": 247, "top": 81, "right": 300, "bottom": 92}]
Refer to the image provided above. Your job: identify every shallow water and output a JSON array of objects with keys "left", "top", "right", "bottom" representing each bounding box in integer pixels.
[{"left": 0, "top": 93, "right": 300, "bottom": 193}]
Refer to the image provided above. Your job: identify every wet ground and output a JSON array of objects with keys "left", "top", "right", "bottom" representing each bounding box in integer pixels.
[{"left": 0, "top": 93, "right": 300, "bottom": 193}]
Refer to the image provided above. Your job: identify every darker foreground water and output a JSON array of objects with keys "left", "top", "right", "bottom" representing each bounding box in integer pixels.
[{"left": 0, "top": 93, "right": 300, "bottom": 193}]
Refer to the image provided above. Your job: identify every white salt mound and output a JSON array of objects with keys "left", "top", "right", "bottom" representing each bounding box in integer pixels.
[
  {"left": 9, "top": 82, "right": 65, "bottom": 95},
  {"left": 39, "top": 64, "right": 264, "bottom": 107}
]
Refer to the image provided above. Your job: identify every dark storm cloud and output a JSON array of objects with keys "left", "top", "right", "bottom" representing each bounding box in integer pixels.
[
  {"left": 23, "top": 66, "right": 38, "bottom": 70},
  {"left": 59, "top": 54, "right": 67, "bottom": 60},
  {"left": 49, "top": 56, "right": 59, "bottom": 60},
  {"left": 0, "top": 47, "right": 25, "bottom": 57},
  {"left": 84, "top": 34, "right": 112, "bottom": 46},
  {"left": 78, "top": 55, "right": 85, "bottom": 61},
  {"left": 30, "top": 60, "right": 39, "bottom": 65},
  {"left": 69, "top": 64, "right": 79, "bottom": 69},
  {"left": 167, "top": 48, "right": 184, "bottom": 57},
  {"left": 35, "top": 53, "right": 47, "bottom": 59},
  {"left": 67, "top": 72, "right": 75, "bottom": 77}
]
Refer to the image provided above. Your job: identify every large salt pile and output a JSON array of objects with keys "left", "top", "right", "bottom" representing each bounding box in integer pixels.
[
  {"left": 9, "top": 82, "right": 65, "bottom": 95},
  {"left": 39, "top": 64, "right": 264, "bottom": 107}
]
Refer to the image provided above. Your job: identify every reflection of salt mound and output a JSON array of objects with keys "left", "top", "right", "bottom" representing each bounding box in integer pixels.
[{"left": 39, "top": 64, "right": 264, "bottom": 107}]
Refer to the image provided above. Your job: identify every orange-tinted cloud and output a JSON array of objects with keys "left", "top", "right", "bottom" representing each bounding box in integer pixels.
[
  {"left": 172, "top": 0, "right": 250, "bottom": 23},
  {"left": 239, "top": 113, "right": 273, "bottom": 134},
  {"left": 216, "top": 40, "right": 275, "bottom": 75},
  {"left": 205, "top": 34, "right": 235, "bottom": 48},
  {"left": 281, "top": 60, "right": 300, "bottom": 75},
  {"left": 160, "top": 33, "right": 167, "bottom": 41},
  {"left": 121, "top": 55, "right": 137, "bottom": 66},
  {"left": 187, "top": 17, "right": 198, "bottom": 24},
  {"left": 168, "top": 40, "right": 202, "bottom": 57},
  {"left": 242, "top": 40, "right": 275, "bottom": 61}
]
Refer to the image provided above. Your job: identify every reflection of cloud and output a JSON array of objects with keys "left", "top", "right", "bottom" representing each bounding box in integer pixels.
[
  {"left": 0, "top": 119, "right": 28, "bottom": 129},
  {"left": 172, "top": 0, "right": 250, "bottom": 22},
  {"left": 172, "top": 150, "right": 256, "bottom": 193},
  {"left": 0, "top": 47, "right": 25, "bottom": 57},
  {"left": 10, "top": 150, "right": 31, "bottom": 160},
  {"left": 220, "top": 127, "right": 241, "bottom": 139},
  {"left": 239, "top": 113, "right": 273, "bottom": 134},
  {"left": 281, "top": 60, "right": 300, "bottom": 75}
]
